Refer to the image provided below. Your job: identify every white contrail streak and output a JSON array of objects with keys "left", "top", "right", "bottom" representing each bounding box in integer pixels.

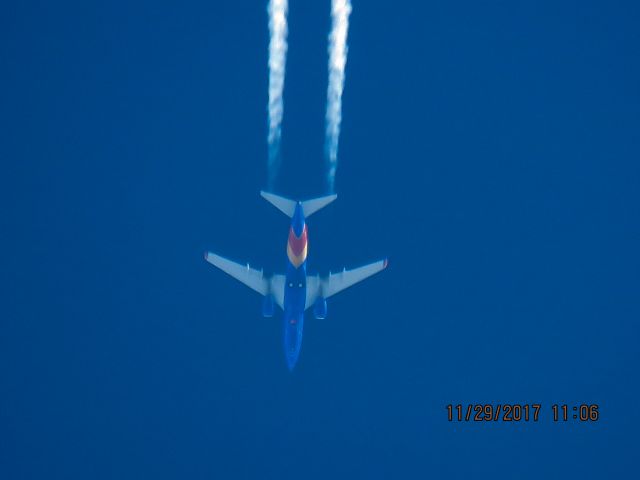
[
  {"left": 325, "top": 0, "right": 352, "bottom": 193},
  {"left": 267, "top": 0, "right": 288, "bottom": 189}
]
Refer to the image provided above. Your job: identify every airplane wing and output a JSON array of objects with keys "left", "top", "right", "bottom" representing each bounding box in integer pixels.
[
  {"left": 305, "top": 259, "right": 388, "bottom": 310},
  {"left": 204, "top": 252, "right": 269, "bottom": 295},
  {"left": 270, "top": 274, "right": 286, "bottom": 310},
  {"left": 305, "top": 275, "right": 320, "bottom": 310},
  {"left": 204, "top": 252, "right": 285, "bottom": 309}
]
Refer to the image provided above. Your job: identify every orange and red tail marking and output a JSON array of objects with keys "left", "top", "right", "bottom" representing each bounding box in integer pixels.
[{"left": 287, "top": 225, "right": 308, "bottom": 268}]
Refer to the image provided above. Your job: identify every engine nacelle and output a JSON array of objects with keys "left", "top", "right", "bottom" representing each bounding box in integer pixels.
[
  {"left": 313, "top": 297, "right": 327, "bottom": 320},
  {"left": 262, "top": 295, "right": 274, "bottom": 318}
]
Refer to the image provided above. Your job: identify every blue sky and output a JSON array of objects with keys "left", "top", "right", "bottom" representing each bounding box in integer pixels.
[{"left": 1, "top": 1, "right": 639, "bottom": 478}]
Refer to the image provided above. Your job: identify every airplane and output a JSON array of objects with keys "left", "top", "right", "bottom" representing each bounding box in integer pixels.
[{"left": 204, "top": 191, "right": 387, "bottom": 371}]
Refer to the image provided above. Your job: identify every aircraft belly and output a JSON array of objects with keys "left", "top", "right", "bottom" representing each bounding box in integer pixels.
[
  {"left": 283, "top": 264, "right": 306, "bottom": 370},
  {"left": 283, "top": 313, "right": 304, "bottom": 370}
]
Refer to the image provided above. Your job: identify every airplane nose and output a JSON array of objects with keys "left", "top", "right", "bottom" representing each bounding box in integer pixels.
[
  {"left": 286, "top": 351, "right": 299, "bottom": 371},
  {"left": 286, "top": 359, "right": 296, "bottom": 371},
  {"left": 283, "top": 314, "right": 303, "bottom": 371}
]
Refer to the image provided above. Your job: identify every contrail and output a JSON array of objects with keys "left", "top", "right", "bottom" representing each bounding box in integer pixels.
[
  {"left": 267, "top": 0, "right": 289, "bottom": 189},
  {"left": 325, "top": 0, "right": 352, "bottom": 193}
]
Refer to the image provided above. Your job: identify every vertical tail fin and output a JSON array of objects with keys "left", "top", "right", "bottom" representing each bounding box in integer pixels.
[{"left": 260, "top": 191, "right": 337, "bottom": 218}]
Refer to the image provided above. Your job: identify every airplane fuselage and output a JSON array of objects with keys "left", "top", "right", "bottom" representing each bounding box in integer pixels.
[{"left": 283, "top": 202, "right": 308, "bottom": 370}]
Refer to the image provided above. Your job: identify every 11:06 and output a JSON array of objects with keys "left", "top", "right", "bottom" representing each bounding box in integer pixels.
[{"left": 552, "top": 404, "right": 599, "bottom": 421}]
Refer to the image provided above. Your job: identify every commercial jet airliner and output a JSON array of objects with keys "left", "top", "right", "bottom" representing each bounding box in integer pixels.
[{"left": 204, "top": 191, "right": 387, "bottom": 370}]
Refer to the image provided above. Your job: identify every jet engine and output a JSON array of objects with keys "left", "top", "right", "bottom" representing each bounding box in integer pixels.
[
  {"left": 313, "top": 297, "right": 327, "bottom": 319},
  {"left": 262, "top": 295, "right": 274, "bottom": 318}
]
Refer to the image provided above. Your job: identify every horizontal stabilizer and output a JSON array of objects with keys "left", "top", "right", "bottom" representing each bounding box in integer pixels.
[
  {"left": 260, "top": 191, "right": 297, "bottom": 217},
  {"left": 301, "top": 194, "right": 337, "bottom": 218},
  {"left": 261, "top": 190, "right": 337, "bottom": 218}
]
